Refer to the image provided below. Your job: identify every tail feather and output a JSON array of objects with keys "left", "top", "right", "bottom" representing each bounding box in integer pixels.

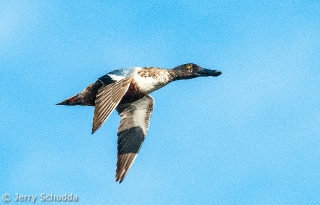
[
  {"left": 56, "top": 94, "right": 85, "bottom": 106},
  {"left": 56, "top": 82, "right": 103, "bottom": 106}
]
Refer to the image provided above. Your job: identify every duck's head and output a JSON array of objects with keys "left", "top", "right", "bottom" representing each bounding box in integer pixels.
[{"left": 170, "top": 63, "right": 222, "bottom": 81}]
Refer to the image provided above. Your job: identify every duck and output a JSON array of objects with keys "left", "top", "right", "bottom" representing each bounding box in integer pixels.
[{"left": 56, "top": 63, "right": 222, "bottom": 183}]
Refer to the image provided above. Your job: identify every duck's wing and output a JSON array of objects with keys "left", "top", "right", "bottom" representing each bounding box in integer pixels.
[
  {"left": 92, "top": 77, "right": 133, "bottom": 134},
  {"left": 115, "top": 94, "right": 154, "bottom": 183}
]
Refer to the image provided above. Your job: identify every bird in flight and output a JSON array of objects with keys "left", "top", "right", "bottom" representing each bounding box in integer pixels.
[{"left": 56, "top": 63, "right": 222, "bottom": 183}]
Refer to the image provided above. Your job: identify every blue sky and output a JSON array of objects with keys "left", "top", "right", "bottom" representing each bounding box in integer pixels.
[{"left": 1, "top": 1, "right": 320, "bottom": 204}]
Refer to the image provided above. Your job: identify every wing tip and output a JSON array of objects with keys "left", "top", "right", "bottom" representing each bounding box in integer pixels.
[
  {"left": 91, "top": 120, "right": 102, "bottom": 134},
  {"left": 115, "top": 176, "right": 124, "bottom": 183},
  {"left": 91, "top": 126, "right": 97, "bottom": 134},
  {"left": 115, "top": 166, "right": 127, "bottom": 183},
  {"left": 116, "top": 170, "right": 126, "bottom": 183}
]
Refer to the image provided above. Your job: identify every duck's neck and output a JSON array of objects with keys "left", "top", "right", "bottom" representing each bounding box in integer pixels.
[{"left": 168, "top": 69, "right": 196, "bottom": 82}]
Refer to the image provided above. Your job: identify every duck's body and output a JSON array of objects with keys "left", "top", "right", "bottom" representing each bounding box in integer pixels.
[{"left": 57, "top": 63, "right": 221, "bottom": 183}]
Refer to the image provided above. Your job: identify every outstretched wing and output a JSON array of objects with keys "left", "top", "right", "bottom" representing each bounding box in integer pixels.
[
  {"left": 115, "top": 95, "right": 154, "bottom": 183},
  {"left": 92, "top": 77, "right": 132, "bottom": 134}
]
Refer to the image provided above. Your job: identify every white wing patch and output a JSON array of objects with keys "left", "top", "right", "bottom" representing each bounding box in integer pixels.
[
  {"left": 107, "top": 67, "right": 142, "bottom": 81},
  {"left": 107, "top": 74, "right": 125, "bottom": 81}
]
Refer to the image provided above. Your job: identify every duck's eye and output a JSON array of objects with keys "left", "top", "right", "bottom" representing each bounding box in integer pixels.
[{"left": 186, "top": 64, "right": 191, "bottom": 69}]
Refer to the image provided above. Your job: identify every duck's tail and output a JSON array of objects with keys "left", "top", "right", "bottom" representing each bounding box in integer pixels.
[
  {"left": 56, "top": 93, "right": 85, "bottom": 106},
  {"left": 56, "top": 83, "right": 101, "bottom": 106}
]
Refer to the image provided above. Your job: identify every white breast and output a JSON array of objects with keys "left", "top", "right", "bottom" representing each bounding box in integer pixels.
[{"left": 133, "top": 75, "right": 160, "bottom": 94}]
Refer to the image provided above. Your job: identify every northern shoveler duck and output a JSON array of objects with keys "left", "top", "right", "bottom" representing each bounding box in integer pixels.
[{"left": 56, "top": 63, "right": 221, "bottom": 183}]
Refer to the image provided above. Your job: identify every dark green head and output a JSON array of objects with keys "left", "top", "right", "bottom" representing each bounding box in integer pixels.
[{"left": 170, "top": 63, "right": 222, "bottom": 81}]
